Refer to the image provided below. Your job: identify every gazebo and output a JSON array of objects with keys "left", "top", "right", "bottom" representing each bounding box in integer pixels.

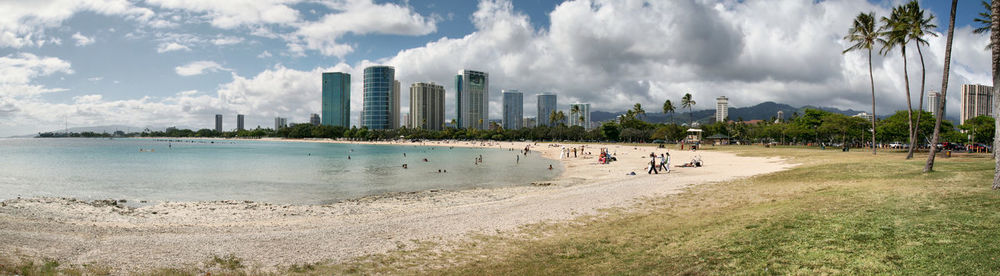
[{"left": 705, "top": 134, "right": 731, "bottom": 145}]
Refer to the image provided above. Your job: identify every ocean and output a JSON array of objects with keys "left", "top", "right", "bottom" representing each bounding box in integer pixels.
[{"left": 0, "top": 138, "right": 561, "bottom": 204}]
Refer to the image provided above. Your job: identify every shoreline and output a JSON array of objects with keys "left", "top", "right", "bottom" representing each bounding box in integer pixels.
[{"left": 0, "top": 140, "right": 794, "bottom": 273}]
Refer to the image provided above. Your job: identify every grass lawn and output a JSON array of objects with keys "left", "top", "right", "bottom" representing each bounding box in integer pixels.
[
  {"left": 5, "top": 146, "right": 998, "bottom": 275},
  {"left": 327, "top": 146, "right": 1000, "bottom": 275}
]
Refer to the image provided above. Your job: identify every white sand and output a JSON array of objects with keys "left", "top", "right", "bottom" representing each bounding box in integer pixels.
[{"left": 0, "top": 141, "right": 792, "bottom": 273}]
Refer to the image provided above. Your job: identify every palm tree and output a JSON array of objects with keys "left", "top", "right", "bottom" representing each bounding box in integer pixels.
[
  {"left": 681, "top": 93, "right": 696, "bottom": 126},
  {"left": 550, "top": 110, "right": 566, "bottom": 127},
  {"left": 570, "top": 105, "right": 581, "bottom": 127},
  {"left": 904, "top": 1, "right": 937, "bottom": 159},
  {"left": 925, "top": 0, "right": 957, "bottom": 173},
  {"left": 663, "top": 100, "right": 676, "bottom": 124},
  {"left": 844, "top": 11, "right": 880, "bottom": 155},
  {"left": 991, "top": 0, "right": 1000, "bottom": 189},
  {"left": 976, "top": 1, "right": 993, "bottom": 50},
  {"left": 632, "top": 103, "right": 645, "bottom": 121},
  {"left": 880, "top": 4, "right": 916, "bottom": 159}
]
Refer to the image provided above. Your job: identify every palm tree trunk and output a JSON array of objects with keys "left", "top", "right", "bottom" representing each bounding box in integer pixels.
[
  {"left": 869, "top": 49, "right": 877, "bottom": 155},
  {"left": 991, "top": 0, "right": 1000, "bottom": 189},
  {"left": 901, "top": 46, "right": 916, "bottom": 159},
  {"left": 908, "top": 43, "right": 928, "bottom": 159},
  {"left": 926, "top": 0, "right": 957, "bottom": 173}
]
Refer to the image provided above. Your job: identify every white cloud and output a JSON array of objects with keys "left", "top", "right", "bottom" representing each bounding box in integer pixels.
[
  {"left": 0, "top": 0, "right": 153, "bottom": 48},
  {"left": 156, "top": 42, "right": 191, "bottom": 53},
  {"left": 257, "top": 50, "right": 273, "bottom": 58},
  {"left": 289, "top": 0, "right": 437, "bottom": 57},
  {"left": 211, "top": 36, "right": 244, "bottom": 46},
  {"left": 144, "top": 0, "right": 301, "bottom": 29},
  {"left": 72, "top": 32, "right": 95, "bottom": 46},
  {"left": 87, "top": 76, "right": 103, "bottom": 82},
  {"left": 175, "top": 60, "right": 229, "bottom": 76}
]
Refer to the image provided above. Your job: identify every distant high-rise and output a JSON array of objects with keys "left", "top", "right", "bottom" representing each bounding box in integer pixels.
[
  {"left": 322, "top": 72, "right": 350, "bottom": 127},
  {"left": 776, "top": 110, "right": 784, "bottom": 123},
  {"left": 927, "top": 91, "right": 942, "bottom": 116},
  {"left": 537, "top": 93, "right": 557, "bottom": 127},
  {"left": 403, "top": 113, "right": 411, "bottom": 128},
  {"left": 524, "top": 117, "right": 536, "bottom": 128},
  {"left": 362, "top": 66, "right": 396, "bottom": 130},
  {"left": 410, "top": 82, "right": 446, "bottom": 130},
  {"left": 569, "top": 103, "right": 591, "bottom": 129},
  {"left": 455, "top": 70, "right": 489, "bottom": 129},
  {"left": 274, "top": 117, "right": 287, "bottom": 130},
  {"left": 310, "top": 113, "right": 321, "bottom": 126},
  {"left": 236, "top": 114, "right": 245, "bottom": 131},
  {"left": 716, "top": 96, "right": 729, "bottom": 122},
  {"left": 960, "top": 84, "right": 993, "bottom": 124},
  {"left": 392, "top": 80, "right": 401, "bottom": 128},
  {"left": 502, "top": 90, "right": 523, "bottom": 130},
  {"left": 215, "top": 114, "right": 223, "bottom": 132}
]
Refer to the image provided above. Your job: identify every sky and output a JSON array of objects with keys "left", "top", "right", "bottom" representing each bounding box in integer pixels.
[{"left": 0, "top": 0, "right": 992, "bottom": 136}]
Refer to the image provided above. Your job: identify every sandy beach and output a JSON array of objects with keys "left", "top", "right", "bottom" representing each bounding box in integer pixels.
[{"left": 0, "top": 140, "right": 792, "bottom": 273}]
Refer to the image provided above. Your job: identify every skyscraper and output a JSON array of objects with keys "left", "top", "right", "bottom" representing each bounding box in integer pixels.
[
  {"left": 215, "top": 114, "right": 222, "bottom": 132},
  {"left": 322, "top": 72, "right": 350, "bottom": 127},
  {"left": 776, "top": 110, "right": 784, "bottom": 123},
  {"left": 392, "top": 80, "right": 401, "bottom": 128},
  {"left": 716, "top": 96, "right": 729, "bottom": 122},
  {"left": 309, "top": 113, "right": 321, "bottom": 126},
  {"left": 363, "top": 66, "right": 396, "bottom": 130},
  {"left": 455, "top": 70, "right": 489, "bottom": 129},
  {"left": 537, "top": 93, "right": 557, "bottom": 127},
  {"left": 502, "top": 90, "right": 523, "bottom": 130},
  {"left": 236, "top": 114, "right": 245, "bottom": 131},
  {"left": 927, "top": 91, "right": 942, "bottom": 117},
  {"left": 960, "top": 84, "right": 993, "bottom": 124},
  {"left": 569, "top": 103, "right": 591, "bottom": 129},
  {"left": 410, "top": 82, "right": 445, "bottom": 130},
  {"left": 274, "top": 117, "right": 287, "bottom": 130}
]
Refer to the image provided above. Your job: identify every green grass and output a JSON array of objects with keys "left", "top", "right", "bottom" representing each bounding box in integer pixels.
[
  {"left": 4, "top": 147, "right": 998, "bottom": 275},
  {"left": 320, "top": 147, "right": 1000, "bottom": 275}
]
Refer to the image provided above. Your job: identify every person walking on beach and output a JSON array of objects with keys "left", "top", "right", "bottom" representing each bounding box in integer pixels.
[
  {"left": 658, "top": 154, "right": 667, "bottom": 171},
  {"left": 647, "top": 155, "right": 659, "bottom": 174},
  {"left": 664, "top": 152, "right": 671, "bottom": 173}
]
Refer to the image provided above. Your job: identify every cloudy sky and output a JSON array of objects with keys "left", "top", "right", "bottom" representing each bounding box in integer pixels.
[{"left": 0, "top": 0, "right": 992, "bottom": 136}]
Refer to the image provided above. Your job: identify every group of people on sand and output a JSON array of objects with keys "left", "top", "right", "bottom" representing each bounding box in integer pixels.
[
  {"left": 598, "top": 148, "right": 616, "bottom": 164},
  {"left": 559, "top": 145, "right": 588, "bottom": 159},
  {"left": 647, "top": 152, "right": 671, "bottom": 174}
]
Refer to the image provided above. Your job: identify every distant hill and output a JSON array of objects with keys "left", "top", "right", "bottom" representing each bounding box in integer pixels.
[{"left": 591, "top": 102, "right": 877, "bottom": 125}]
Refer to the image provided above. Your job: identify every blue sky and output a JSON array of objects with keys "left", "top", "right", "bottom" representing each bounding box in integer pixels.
[{"left": 0, "top": 0, "right": 992, "bottom": 136}]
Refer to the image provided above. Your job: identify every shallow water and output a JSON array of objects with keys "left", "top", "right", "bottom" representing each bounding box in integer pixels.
[{"left": 0, "top": 138, "right": 561, "bottom": 204}]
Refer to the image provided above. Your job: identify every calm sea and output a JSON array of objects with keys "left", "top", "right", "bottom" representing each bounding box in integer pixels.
[{"left": 0, "top": 138, "right": 560, "bottom": 204}]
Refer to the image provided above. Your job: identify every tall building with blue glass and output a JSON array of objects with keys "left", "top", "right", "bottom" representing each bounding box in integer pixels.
[
  {"left": 455, "top": 70, "right": 489, "bottom": 130},
  {"left": 502, "top": 90, "right": 522, "bottom": 130},
  {"left": 321, "top": 72, "right": 350, "bottom": 127},
  {"left": 362, "top": 66, "right": 396, "bottom": 130},
  {"left": 537, "top": 93, "right": 557, "bottom": 127}
]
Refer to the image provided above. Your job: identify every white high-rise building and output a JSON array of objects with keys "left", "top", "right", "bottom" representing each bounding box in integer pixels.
[
  {"left": 410, "top": 82, "right": 446, "bottom": 130},
  {"left": 715, "top": 96, "right": 729, "bottom": 122},
  {"left": 502, "top": 90, "right": 523, "bottom": 130},
  {"left": 274, "top": 117, "right": 287, "bottom": 130},
  {"left": 853, "top": 112, "right": 874, "bottom": 122},
  {"left": 455, "top": 70, "right": 489, "bottom": 130},
  {"left": 569, "top": 103, "right": 591, "bottom": 129},
  {"left": 927, "top": 91, "right": 942, "bottom": 116},
  {"left": 960, "top": 84, "right": 993, "bottom": 124}
]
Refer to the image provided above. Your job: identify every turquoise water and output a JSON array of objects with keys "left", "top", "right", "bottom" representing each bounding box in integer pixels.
[{"left": 0, "top": 138, "right": 561, "bottom": 204}]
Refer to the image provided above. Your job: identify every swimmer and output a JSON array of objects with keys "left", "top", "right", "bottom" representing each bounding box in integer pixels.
[{"left": 548, "top": 164, "right": 553, "bottom": 170}]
